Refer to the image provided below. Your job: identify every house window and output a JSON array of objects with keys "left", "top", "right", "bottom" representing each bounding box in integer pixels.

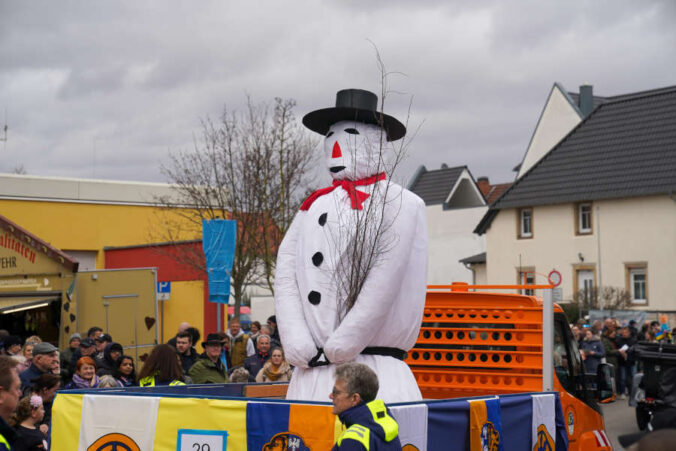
[
  {"left": 626, "top": 264, "right": 647, "bottom": 304},
  {"left": 518, "top": 270, "right": 535, "bottom": 296},
  {"left": 577, "top": 203, "right": 592, "bottom": 234},
  {"left": 519, "top": 208, "right": 533, "bottom": 238}
]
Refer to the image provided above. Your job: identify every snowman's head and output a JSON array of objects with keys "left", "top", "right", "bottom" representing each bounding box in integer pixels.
[{"left": 324, "top": 121, "right": 391, "bottom": 181}]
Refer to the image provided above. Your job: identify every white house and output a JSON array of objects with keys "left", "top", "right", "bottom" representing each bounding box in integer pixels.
[
  {"left": 408, "top": 165, "right": 509, "bottom": 285},
  {"left": 475, "top": 84, "right": 676, "bottom": 310}
]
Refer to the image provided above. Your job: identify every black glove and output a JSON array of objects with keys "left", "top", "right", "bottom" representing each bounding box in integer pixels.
[{"left": 308, "top": 348, "right": 331, "bottom": 367}]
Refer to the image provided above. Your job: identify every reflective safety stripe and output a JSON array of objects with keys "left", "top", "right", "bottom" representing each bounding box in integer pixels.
[
  {"left": 140, "top": 376, "right": 184, "bottom": 387},
  {"left": 337, "top": 424, "right": 370, "bottom": 449},
  {"left": 0, "top": 433, "right": 9, "bottom": 449},
  {"left": 139, "top": 376, "right": 155, "bottom": 387},
  {"left": 366, "top": 399, "right": 398, "bottom": 442}
]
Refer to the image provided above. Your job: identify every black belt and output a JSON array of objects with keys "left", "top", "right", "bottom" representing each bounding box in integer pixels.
[
  {"left": 308, "top": 346, "right": 407, "bottom": 367},
  {"left": 361, "top": 346, "right": 407, "bottom": 361}
]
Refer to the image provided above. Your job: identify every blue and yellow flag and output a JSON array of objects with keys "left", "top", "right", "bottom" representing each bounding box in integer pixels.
[{"left": 469, "top": 397, "right": 504, "bottom": 451}]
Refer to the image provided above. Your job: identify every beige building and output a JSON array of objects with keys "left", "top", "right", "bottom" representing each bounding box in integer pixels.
[{"left": 475, "top": 84, "right": 676, "bottom": 310}]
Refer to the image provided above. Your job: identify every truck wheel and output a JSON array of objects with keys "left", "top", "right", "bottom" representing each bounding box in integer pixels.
[{"left": 636, "top": 405, "right": 650, "bottom": 431}]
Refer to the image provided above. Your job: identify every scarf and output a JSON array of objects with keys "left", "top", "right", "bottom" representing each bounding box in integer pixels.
[
  {"left": 262, "top": 360, "right": 291, "bottom": 381},
  {"left": 71, "top": 373, "right": 99, "bottom": 389},
  {"left": 300, "top": 172, "right": 386, "bottom": 211}
]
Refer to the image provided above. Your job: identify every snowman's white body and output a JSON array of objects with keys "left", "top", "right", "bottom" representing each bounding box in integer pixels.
[{"left": 274, "top": 121, "right": 428, "bottom": 403}]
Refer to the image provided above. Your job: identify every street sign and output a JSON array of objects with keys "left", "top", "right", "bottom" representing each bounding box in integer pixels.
[
  {"left": 177, "top": 429, "right": 227, "bottom": 451},
  {"left": 157, "top": 281, "right": 171, "bottom": 301},
  {"left": 548, "top": 270, "right": 562, "bottom": 287}
]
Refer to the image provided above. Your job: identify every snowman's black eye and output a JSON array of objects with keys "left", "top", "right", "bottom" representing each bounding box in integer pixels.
[
  {"left": 326, "top": 131, "right": 334, "bottom": 138},
  {"left": 344, "top": 128, "right": 359, "bottom": 135}
]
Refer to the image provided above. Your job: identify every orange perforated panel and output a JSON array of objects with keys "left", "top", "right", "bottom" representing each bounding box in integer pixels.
[{"left": 407, "top": 284, "right": 545, "bottom": 399}]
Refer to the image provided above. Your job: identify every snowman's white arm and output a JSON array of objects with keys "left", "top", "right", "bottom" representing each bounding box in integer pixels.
[
  {"left": 324, "top": 198, "right": 428, "bottom": 363},
  {"left": 274, "top": 215, "right": 319, "bottom": 369}
]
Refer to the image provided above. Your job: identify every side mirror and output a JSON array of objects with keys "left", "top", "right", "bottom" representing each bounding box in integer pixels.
[{"left": 597, "top": 363, "right": 616, "bottom": 403}]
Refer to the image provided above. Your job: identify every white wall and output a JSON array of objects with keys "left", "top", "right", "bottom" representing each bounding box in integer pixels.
[
  {"left": 518, "top": 86, "right": 582, "bottom": 179},
  {"left": 427, "top": 205, "right": 487, "bottom": 284},
  {"left": 485, "top": 195, "right": 676, "bottom": 309}
]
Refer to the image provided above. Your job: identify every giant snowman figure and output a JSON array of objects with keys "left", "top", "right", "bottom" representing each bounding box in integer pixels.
[{"left": 274, "top": 88, "right": 428, "bottom": 402}]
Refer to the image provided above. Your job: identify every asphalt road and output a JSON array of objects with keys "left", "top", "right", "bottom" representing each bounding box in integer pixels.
[{"left": 601, "top": 397, "right": 640, "bottom": 450}]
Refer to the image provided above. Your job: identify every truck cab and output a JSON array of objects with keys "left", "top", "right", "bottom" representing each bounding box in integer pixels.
[{"left": 405, "top": 284, "right": 613, "bottom": 450}]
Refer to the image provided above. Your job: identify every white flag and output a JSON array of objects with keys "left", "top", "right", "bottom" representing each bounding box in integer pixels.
[
  {"left": 78, "top": 394, "right": 160, "bottom": 450},
  {"left": 531, "top": 394, "right": 556, "bottom": 450},
  {"left": 390, "top": 403, "right": 428, "bottom": 451}
]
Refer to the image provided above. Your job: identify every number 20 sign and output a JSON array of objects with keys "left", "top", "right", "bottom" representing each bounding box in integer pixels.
[{"left": 177, "top": 429, "right": 228, "bottom": 451}]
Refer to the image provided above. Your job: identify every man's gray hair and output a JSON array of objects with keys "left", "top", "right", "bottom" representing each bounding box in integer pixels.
[
  {"left": 334, "top": 362, "right": 379, "bottom": 403},
  {"left": 257, "top": 334, "right": 271, "bottom": 342}
]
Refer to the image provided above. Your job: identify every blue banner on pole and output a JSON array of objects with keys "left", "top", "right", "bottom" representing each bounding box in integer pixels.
[{"left": 202, "top": 219, "right": 237, "bottom": 304}]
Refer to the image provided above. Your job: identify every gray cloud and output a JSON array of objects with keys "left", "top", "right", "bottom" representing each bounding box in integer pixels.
[{"left": 0, "top": 0, "right": 674, "bottom": 186}]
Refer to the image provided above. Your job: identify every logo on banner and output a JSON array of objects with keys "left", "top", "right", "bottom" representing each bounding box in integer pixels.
[
  {"left": 533, "top": 424, "right": 554, "bottom": 451},
  {"left": 87, "top": 433, "right": 141, "bottom": 451},
  {"left": 480, "top": 421, "right": 501, "bottom": 451},
  {"left": 262, "top": 432, "right": 310, "bottom": 450},
  {"left": 402, "top": 445, "right": 420, "bottom": 451}
]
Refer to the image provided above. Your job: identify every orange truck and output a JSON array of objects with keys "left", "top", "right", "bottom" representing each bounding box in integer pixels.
[{"left": 405, "top": 283, "right": 613, "bottom": 450}]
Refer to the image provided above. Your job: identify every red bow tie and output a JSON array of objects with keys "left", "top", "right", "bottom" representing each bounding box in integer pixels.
[{"left": 300, "top": 172, "right": 386, "bottom": 211}]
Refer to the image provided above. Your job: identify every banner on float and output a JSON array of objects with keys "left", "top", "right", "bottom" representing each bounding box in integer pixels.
[
  {"left": 51, "top": 392, "right": 565, "bottom": 451},
  {"left": 468, "top": 397, "right": 504, "bottom": 451},
  {"left": 532, "top": 394, "right": 556, "bottom": 451}
]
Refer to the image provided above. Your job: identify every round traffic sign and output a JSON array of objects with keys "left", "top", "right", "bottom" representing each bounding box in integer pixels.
[{"left": 548, "top": 270, "right": 562, "bottom": 287}]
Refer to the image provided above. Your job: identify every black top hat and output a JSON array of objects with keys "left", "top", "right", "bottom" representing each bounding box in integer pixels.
[
  {"left": 202, "top": 333, "right": 224, "bottom": 348},
  {"left": 302, "top": 89, "right": 406, "bottom": 141}
]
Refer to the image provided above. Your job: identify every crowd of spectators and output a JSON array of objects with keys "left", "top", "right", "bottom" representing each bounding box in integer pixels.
[
  {"left": 0, "top": 314, "right": 290, "bottom": 449},
  {"left": 571, "top": 317, "right": 671, "bottom": 399}
]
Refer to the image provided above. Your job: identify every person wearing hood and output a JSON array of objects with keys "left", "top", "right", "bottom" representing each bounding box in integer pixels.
[
  {"left": 580, "top": 329, "right": 605, "bottom": 375},
  {"left": 330, "top": 362, "right": 401, "bottom": 450},
  {"left": 225, "top": 319, "right": 254, "bottom": 368},
  {"left": 96, "top": 342, "right": 123, "bottom": 377},
  {"left": 188, "top": 334, "right": 228, "bottom": 384}
]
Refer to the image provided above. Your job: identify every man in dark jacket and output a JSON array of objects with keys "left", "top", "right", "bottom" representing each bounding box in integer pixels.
[
  {"left": 19, "top": 342, "right": 58, "bottom": 395},
  {"left": 188, "top": 334, "right": 228, "bottom": 384},
  {"left": 243, "top": 335, "right": 270, "bottom": 381},
  {"left": 615, "top": 326, "right": 637, "bottom": 398},
  {"left": 175, "top": 331, "right": 198, "bottom": 374},
  {"left": 330, "top": 363, "right": 401, "bottom": 450}
]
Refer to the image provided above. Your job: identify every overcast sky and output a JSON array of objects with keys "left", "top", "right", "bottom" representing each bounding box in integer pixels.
[{"left": 1, "top": 1, "right": 675, "bottom": 187}]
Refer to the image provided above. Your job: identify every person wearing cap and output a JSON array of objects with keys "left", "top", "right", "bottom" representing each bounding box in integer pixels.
[
  {"left": 188, "top": 334, "right": 228, "bottom": 384},
  {"left": 19, "top": 342, "right": 58, "bottom": 394},
  {"left": 94, "top": 333, "right": 112, "bottom": 361},
  {"left": 59, "top": 333, "right": 81, "bottom": 381},
  {"left": 68, "top": 337, "right": 97, "bottom": 377},
  {"left": 274, "top": 88, "right": 427, "bottom": 402}
]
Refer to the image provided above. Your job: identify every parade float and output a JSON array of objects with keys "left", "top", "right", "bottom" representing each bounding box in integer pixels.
[{"left": 50, "top": 89, "right": 608, "bottom": 450}]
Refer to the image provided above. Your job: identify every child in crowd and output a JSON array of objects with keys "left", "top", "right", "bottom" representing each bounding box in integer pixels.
[{"left": 9, "top": 396, "right": 48, "bottom": 450}]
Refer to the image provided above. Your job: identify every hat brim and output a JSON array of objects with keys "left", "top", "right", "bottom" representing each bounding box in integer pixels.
[
  {"left": 202, "top": 340, "right": 223, "bottom": 348},
  {"left": 302, "top": 107, "right": 406, "bottom": 142}
]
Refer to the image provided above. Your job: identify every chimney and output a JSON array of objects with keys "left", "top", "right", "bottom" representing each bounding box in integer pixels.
[
  {"left": 579, "top": 84, "right": 594, "bottom": 117},
  {"left": 477, "top": 176, "right": 490, "bottom": 197}
]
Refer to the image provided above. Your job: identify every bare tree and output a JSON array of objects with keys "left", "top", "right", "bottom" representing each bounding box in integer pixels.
[
  {"left": 331, "top": 51, "right": 421, "bottom": 319},
  {"left": 155, "top": 97, "right": 317, "bottom": 317},
  {"left": 571, "top": 285, "right": 633, "bottom": 314}
]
